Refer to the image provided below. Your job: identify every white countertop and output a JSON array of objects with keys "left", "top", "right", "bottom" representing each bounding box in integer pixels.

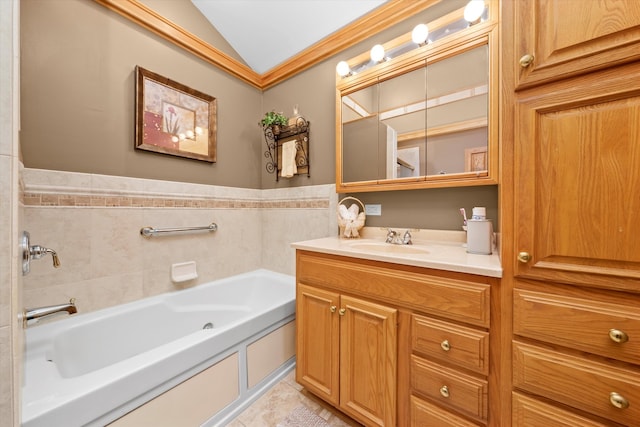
[{"left": 291, "top": 229, "right": 502, "bottom": 278}]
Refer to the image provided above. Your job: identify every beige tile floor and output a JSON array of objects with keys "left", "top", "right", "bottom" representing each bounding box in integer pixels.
[{"left": 227, "top": 369, "right": 363, "bottom": 427}]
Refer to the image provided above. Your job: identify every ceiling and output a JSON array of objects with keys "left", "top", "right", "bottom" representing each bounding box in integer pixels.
[{"left": 190, "top": 0, "right": 389, "bottom": 74}]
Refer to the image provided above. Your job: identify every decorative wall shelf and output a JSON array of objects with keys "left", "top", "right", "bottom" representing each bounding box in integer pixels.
[{"left": 263, "top": 117, "right": 310, "bottom": 181}]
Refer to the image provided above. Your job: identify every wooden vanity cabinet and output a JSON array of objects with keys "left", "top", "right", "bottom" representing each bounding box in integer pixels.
[
  {"left": 295, "top": 250, "right": 497, "bottom": 427},
  {"left": 296, "top": 283, "right": 397, "bottom": 427},
  {"left": 503, "top": 1, "right": 640, "bottom": 425}
]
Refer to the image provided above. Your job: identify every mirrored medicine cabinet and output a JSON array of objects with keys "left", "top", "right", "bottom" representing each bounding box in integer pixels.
[{"left": 336, "top": 0, "right": 498, "bottom": 193}]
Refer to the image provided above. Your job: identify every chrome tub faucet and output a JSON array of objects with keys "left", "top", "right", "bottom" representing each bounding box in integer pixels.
[{"left": 24, "top": 298, "right": 77, "bottom": 326}]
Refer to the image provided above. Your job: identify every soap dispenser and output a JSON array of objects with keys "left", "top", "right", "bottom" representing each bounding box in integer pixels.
[{"left": 466, "top": 207, "right": 493, "bottom": 255}]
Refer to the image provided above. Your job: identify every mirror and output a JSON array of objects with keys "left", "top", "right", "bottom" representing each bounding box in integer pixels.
[
  {"left": 424, "top": 45, "right": 489, "bottom": 176},
  {"left": 337, "top": 3, "right": 498, "bottom": 192}
]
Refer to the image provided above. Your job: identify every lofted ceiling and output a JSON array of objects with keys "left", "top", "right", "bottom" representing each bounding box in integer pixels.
[
  {"left": 95, "top": 0, "right": 439, "bottom": 89},
  {"left": 190, "top": 0, "right": 389, "bottom": 74}
]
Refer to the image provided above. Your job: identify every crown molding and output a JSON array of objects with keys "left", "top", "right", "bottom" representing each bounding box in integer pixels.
[
  {"left": 94, "top": 0, "right": 439, "bottom": 90},
  {"left": 94, "top": 0, "right": 262, "bottom": 88}
]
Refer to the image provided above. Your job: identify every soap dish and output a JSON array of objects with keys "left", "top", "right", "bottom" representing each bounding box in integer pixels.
[{"left": 171, "top": 261, "right": 198, "bottom": 283}]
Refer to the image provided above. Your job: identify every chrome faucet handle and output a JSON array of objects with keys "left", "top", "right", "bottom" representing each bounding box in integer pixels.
[
  {"left": 385, "top": 229, "right": 397, "bottom": 243},
  {"left": 403, "top": 230, "right": 413, "bottom": 245},
  {"left": 29, "top": 245, "right": 61, "bottom": 268},
  {"left": 20, "top": 231, "right": 61, "bottom": 275}
]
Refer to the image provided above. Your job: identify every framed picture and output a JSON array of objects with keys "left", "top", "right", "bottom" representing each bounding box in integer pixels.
[
  {"left": 464, "top": 146, "right": 487, "bottom": 172},
  {"left": 135, "top": 66, "right": 217, "bottom": 162}
]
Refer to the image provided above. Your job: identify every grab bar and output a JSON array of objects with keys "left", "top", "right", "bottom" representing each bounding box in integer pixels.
[{"left": 140, "top": 223, "right": 218, "bottom": 237}]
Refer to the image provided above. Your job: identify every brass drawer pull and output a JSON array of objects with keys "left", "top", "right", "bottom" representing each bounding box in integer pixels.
[
  {"left": 440, "top": 340, "right": 451, "bottom": 351},
  {"left": 610, "top": 392, "right": 629, "bottom": 409},
  {"left": 339, "top": 308, "right": 346, "bottom": 316},
  {"left": 609, "top": 329, "right": 629, "bottom": 344},
  {"left": 519, "top": 54, "right": 534, "bottom": 68},
  {"left": 330, "top": 305, "right": 336, "bottom": 313},
  {"left": 440, "top": 385, "right": 450, "bottom": 398}
]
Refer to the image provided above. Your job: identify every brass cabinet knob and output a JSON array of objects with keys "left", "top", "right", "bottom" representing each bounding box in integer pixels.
[
  {"left": 610, "top": 392, "right": 629, "bottom": 409},
  {"left": 440, "top": 385, "right": 450, "bottom": 398},
  {"left": 330, "top": 305, "right": 336, "bottom": 313},
  {"left": 517, "top": 251, "right": 532, "bottom": 263},
  {"left": 609, "top": 329, "right": 629, "bottom": 344},
  {"left": 519, "top": 53, "right": 534, "bottom": 68},
  {"left": 339, "top": 308, "right": 346, "bottom": 316},
  {"left": 440, "top": 340, "right": 451, "bottom": 352}
]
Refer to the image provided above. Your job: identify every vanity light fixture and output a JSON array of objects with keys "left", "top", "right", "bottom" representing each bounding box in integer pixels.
[
  {"left": 411, "top": 24, "right": 429, "bottom": 45},
  {"left": 336, "top": 1, "right": 490, "bottom": 79},
  {"left": 370, "top": 44, "right": 386, "bottom": 63},
  {"left": 336, "top": 60, "right": 352, "bottom": 77},
  {"left": 464, "top": 0, "right": 485, "bottom": 25}
]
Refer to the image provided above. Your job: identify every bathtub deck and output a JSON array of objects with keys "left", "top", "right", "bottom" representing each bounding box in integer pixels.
[{"left": 228, "top": 369, "right": 362, "bottom": 427}]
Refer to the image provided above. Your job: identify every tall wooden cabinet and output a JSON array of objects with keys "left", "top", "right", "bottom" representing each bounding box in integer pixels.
[{"left": 505, "top": 1, "right": 640, "bottom": 425}]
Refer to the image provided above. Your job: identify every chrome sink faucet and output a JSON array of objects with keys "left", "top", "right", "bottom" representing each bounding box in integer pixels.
[
  {"left": 24, "top": 298, "right": 77, "bottom": 326},
  {"left": 385, "top": 229, "right": 412, "bottom": 245}
]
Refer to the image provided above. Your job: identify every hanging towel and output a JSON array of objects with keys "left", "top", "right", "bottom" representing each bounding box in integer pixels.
[{"left": 281, "top": 140, "right": 298, "bottom": 178}]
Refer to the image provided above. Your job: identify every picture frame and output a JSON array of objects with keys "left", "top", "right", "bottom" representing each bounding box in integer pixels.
[
  {"left": 464, "top": 146, "right": 488, "bottom": 172},
  {"left": 135, "top": 66, "right": 217, "bottom": 163}
]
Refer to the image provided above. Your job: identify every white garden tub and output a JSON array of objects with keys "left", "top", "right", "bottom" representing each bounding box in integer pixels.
[{"left": 22, "top": 269, "right": 296, "bottom": 427}]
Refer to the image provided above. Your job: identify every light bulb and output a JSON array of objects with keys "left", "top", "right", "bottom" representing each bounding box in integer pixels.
[
  {"left": 412, "top": 24, "right": 429, "bottom": 45},
  {"left": 370, "top": 44, "right": 385, "bottom": 63},
  {"left": 464, "top": 0, "right": 485, "bottom": 23},
  {"left": 336, "top": 61, "right": 351, "bottom": 77}
]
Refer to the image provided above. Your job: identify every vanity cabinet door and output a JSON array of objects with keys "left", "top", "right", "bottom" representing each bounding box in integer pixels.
[
  {"left": 296, "top": 284, "right": 340, "bottom": 406},
  {"left": 340, "top": 295, "right": 397, "bottom": 427},
  {"left": 296, "top": 282, "right": 397, "bottom": 427},
  {"left": 513, "top": 62, "right": 640, "bottom": 292},
  {"left": 514, "top": 0, "right": 640, "bottom": 90}
]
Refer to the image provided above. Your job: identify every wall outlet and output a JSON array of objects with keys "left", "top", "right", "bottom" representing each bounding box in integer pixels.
[{"left": 365, "top": 204, "right": 382, "bottom": 216}]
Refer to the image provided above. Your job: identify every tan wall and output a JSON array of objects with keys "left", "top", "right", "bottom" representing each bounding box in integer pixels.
[
  {"left": 260, "top": 0, "right": 498, "bottom": 229},
  {"left": 20, "top": 0, "right": 263, "bottom": 188},
  {"left": 20, "top": 0, "right": 497, "bottom": 230},
  {"left": 138, "top": 0, "right": 248, "bottom": 65},
  {"left": 351, "top": 186, "right": 499, "bottom": 231}
]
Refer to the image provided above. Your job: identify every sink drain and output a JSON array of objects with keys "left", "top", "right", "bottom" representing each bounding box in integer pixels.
[{"left": 202, "top": 322, "right": 214, "bottom": 330}]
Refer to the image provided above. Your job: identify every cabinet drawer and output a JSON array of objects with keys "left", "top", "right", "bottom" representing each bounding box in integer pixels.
[
  {"left": 411, "top": 395, "right": 481, "bottom": 427},
  {"left": 513, "top": 392, "right": 620, "bottom": 427},
  {"left": 514, "top": 286, "right": 640, "bottom": 365},
  {"left": 411, "top": 355, "right": 488, "bottom": 421},
  {"left": 412, "top": 315, "right": 489, "bottom": 375},
  {"left": 297, "top": 251, "right": 492, "bottom": 327},
  {"left": 513, "top": 341, "right": 640, "bottom": 425}
]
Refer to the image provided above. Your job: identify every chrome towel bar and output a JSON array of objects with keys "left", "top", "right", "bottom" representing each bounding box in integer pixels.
[{"left": 140, "top": 223, "right": 218, "bottom": 237}]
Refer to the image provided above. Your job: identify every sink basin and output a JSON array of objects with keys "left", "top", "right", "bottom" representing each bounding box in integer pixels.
[{"left": 348, "top": 242, "right": 430, "bottom": 255}]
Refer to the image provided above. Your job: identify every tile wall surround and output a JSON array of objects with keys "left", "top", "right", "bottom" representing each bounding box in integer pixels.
[
  {"left": 22, "top": 168, "right": 338, "bottom": 318},
  {"left": 1, "top": 1, "right": 20, "bottom": 425}
]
